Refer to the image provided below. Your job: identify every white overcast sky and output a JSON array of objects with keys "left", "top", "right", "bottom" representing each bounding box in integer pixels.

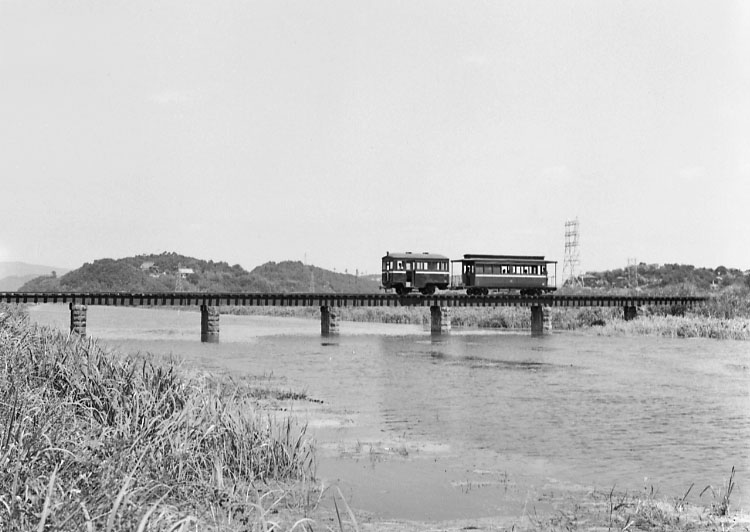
[{"left": 2, "top": 1, "right": 748, "bottom": 274}]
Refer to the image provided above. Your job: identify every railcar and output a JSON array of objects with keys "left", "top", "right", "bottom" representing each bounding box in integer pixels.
[
  {"left": 381, "top": 252, "right": 450, "bottom": 295},
  {"left": 453, "top": 254, "right": 557, "bottom": 295}
]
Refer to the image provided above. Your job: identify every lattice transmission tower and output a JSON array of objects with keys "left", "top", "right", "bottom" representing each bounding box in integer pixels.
[
  {"left": 563, "top": 218, "right": 583, "bottom": 287},
  {"left": 627, "top": 257, "right": 638, "bottom": 288}
]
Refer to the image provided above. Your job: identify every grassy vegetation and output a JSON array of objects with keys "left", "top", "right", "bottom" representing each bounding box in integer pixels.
[
  {"left": 222, "top": 301, "right": 750, "bottom": 340},
  {"left": 1, "top": 303, "right": 746, "bottom": 531},
  {"left": 511, "top": 475, "right": 748, "bottom": 532},
  {"left": 0, "top": 303, "right": 317, "bottom": 531}
]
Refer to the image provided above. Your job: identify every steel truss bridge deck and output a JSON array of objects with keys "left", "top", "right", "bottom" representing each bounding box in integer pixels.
[{"left": 0, "top": 292, "right": 706, "bottom": 308}]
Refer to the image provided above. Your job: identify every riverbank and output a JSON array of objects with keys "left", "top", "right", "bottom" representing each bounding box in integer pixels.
[
  {"left": 0, "top": 303, "right": 317, "bottom": 531},
  {"left": 222, "top": 305, "right": 750, "bottom": 340},
  {"left": 3, "top": 303, "right": 747, "bottom": 531}
]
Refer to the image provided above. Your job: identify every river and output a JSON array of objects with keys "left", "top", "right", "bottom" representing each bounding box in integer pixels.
[{"left": 27, "top": 304, "right": 750, "bottom": 521}]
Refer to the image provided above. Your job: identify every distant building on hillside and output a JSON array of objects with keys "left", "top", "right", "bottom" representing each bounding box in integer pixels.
[
  {"left": 178, "top": 268, "right": 194, "bottom": 279},
  {"left": 140, "top": 262, "right": 160, "bottom": 277}
]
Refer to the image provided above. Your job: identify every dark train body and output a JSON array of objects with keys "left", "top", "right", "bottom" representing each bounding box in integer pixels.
[
  {"left": 381, "top": 251, "right": 557, "bottom": 296},
  {"left": 381, "top": 252, "right": 450, "bottom": 295}
]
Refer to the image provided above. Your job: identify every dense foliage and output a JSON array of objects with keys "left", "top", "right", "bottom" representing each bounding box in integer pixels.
[
  {"left": 582, "top": 262, "right": 749, "bottom": 293},
  {"left": 19, "top": 252, "right": 381, "bottom": 294},
  {"left": 0, "top": 304, "right": 315, "bottom": 531}
]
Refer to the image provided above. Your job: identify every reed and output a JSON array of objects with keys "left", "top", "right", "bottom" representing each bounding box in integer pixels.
[
  {"left": 522, "top": 478, "right": 747, "bottom": 532},
  {"left": 0, "top": 304, "right": 315, "bottom": 531},
  {"left": 594, "top": 315, "right": 750, "bottom": 340}
]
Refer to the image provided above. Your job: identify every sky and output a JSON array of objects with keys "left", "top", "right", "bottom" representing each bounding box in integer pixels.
[{"left": 1, "top": 0, "right": 748, "bottom": 275}]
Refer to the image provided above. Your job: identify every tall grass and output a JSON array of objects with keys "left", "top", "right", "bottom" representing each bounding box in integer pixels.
[
  {"left": 222, "top": 304, "right": 750, "bottom": 339},
  {"left": 0, "top": 304, "right": 315, "bottom": 531}
]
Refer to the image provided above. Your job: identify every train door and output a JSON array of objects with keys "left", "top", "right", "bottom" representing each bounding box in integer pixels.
[
  {"left": 381, "top": 257, "right": 391, "bottom": 287},
  {"left": 462, "top": 262, "right": 474, "bottom": 286},
  {"left": 405, "top": 260, "right": 415, "bottom": 287}
]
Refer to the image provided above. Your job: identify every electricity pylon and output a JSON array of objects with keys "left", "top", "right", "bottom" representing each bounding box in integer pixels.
[{"left": 563, "top": 218, "right": 583, "bottom": 287}]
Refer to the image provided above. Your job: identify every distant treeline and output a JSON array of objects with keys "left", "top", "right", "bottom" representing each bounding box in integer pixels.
[
  {"left": 580, "top": 263, "right": 749, "bottom": 294},
  {"left": 19, "top": 252, "right": 381, "bottom": 294}
]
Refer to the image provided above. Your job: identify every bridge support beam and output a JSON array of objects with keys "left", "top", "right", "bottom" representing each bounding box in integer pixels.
[
  {"left": 321, "top": 306, "right": 339, "bottom": 336},
  {"left": 624, "top": 306, "right": 638, "bottom": 321},
  {"left": 200, "top": 305, "right": 220, "bottom": 343},
  {"left": 430, "top": 306, "right": 451, "bottom": 334},
  {"left": 531, "top": 305, "right": 551, "bottom": 335},
  {"left": 69, "top": 303, "right": 87, "bottom": 338}
]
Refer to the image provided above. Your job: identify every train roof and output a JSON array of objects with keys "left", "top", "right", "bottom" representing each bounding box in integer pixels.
[
  {"left": 454, "top": 254, "right": 557, "bottom": 264},
  {"left": 383, "top": 252, "right": 450, "bottom": 260}
]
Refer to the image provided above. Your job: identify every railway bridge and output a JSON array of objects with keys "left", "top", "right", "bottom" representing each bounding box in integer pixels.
[{"left": 1, "top": 292, "right": 706, "bottom": 342}]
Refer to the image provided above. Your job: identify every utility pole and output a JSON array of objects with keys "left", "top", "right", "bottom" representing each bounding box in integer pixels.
[{"left": 563, "top": 218, "right": 583, "bottom": 288}]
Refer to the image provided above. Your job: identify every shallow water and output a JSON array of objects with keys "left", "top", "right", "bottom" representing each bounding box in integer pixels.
[{"left": 28, "top": 305, "right": 750, "bottom": 520}]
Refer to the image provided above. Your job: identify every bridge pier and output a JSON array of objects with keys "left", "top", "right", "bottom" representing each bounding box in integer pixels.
[
  {"left": 69, "top": 303, "right": 87, "bottom": 338},
  {"left": 321, "top": 306, "right": 339, "bottom": 336},
  {"left": 430, "top": 306, "right": 451, "bottom": 334},
  {"left": 200, "top": 305, "right": 220, "bottom": 343},
  {"left": 624, "top": 306, "right": 638, "bottom": 321},
  {"left": 530, "top": 305, "right": 551, "bottom": 335}
]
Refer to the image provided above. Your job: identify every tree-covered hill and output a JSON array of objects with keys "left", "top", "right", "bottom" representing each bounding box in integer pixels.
[
  {"left": 579, "top": 262, "right": 749, "bottom": 294},
  {"left": 18, "top": 252, "right": 381, "bottom": 294}
]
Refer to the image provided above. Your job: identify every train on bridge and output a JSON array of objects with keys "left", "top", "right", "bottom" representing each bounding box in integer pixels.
[{"left": 381, "top": 251, "right": 558, "bottom": 296}]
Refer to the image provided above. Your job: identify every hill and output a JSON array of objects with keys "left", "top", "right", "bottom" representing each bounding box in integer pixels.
[
  {"left": 18, "top": 252, "right": 381, "bottom": 294},
  {"left": 0, "top": 262, "right": 69, "bottom": 291},
  {"left": 578, "top": 263, "right": 749, "bottom": 294}
]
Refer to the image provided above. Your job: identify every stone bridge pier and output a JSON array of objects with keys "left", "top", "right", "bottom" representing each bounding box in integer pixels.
[
  {"left": 321, "top": 306, "right": 339, "bottom": 336},
  {"left": 201, "top": 305, "right": 220, "bottom": 343},
  {"left": 530, "top": 305, "right": 551, "bottom": 335},
  {"left": 430, "top": 306, "right": 451, "bottom": 334},
  {"left": 69, "top": 303, "right": 87, "bottom": 338}
]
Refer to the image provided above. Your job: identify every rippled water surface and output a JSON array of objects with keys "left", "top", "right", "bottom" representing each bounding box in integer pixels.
[{"left": 28, "top": 305, "right": 750, "bottom": 520}]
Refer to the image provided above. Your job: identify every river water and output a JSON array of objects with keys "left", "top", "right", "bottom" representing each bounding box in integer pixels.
[{"left": 27, "top": 305, "right": 749, "bottom": 521}]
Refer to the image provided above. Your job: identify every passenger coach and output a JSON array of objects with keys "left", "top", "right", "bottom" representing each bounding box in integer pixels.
[
  {"left": 453, "top": 254, "right": 557, "bottom": 296},
  {"left": 381, "top": 252, "right": 450, "bottom": 295}
]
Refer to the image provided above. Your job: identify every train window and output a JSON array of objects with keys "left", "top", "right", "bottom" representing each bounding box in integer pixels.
[
  {"left": 396, "top": 260, "right": 403, "bottom": 270},
  {"left": 406, "top": 262, "right": 413, "bottom": 271}
]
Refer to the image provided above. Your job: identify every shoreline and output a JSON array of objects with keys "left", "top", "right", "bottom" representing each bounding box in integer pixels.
[
  {"left": 221, "top": 305, "right": 750, "bottom": 341},
  {"left": 4, "top": 302, "right": 748, "bottom": 531}
]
